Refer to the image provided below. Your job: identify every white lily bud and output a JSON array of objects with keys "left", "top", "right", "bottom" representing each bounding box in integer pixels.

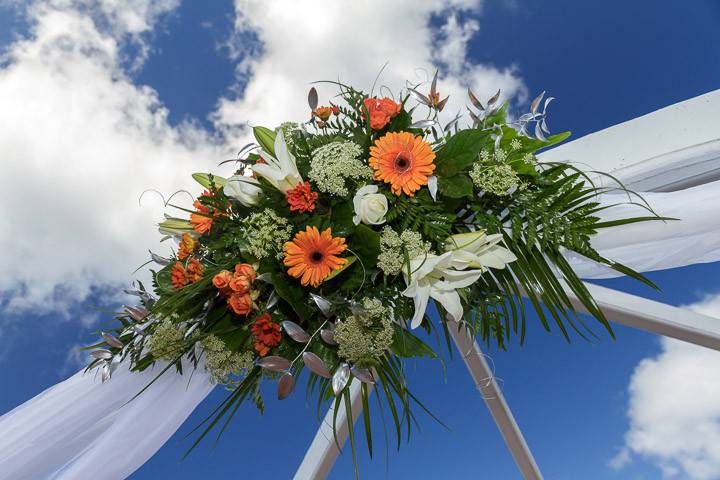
[{"left": 224, "top": 175, "right": 263, "bottom": 207}]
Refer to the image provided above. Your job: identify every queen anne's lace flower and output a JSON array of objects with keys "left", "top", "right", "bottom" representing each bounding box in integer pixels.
[
  {"left": 335, "top": 305, "right": 394, "bottom": 364},
  {"left": 200, "top": 334, "right": 254, "bottom": 384},
  {"left": 377, "top": 227, "right": 432, "bottom": 276},
  {"left": 148, "top": 320, "right": 186, "bottom": 361},
  {"left": 309, "top": 141, "right": 372, "bottom": 197},
  {"left": 242, "top": 208, "right": 293, "bottom": 259},
  {"left": 470, "top": 163, "right": 519, "bottom": 196},
  {"left": 510, "top": 138, "right": 522, "bottom": 150}
]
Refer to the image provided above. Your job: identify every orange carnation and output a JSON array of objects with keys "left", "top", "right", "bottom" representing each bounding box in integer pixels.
[
  {"left": 369, "top": 131, "right": 436, "bottom": 196},
  {"left": 177, "top": 233, "right": 197, "bottom": 260},
  {"left": 286, "top": 181, "right": 318, "bottom": 213},
  {"left": 251, "top": 313, "right": 282, "bottom": 356},
  {"left": 228, "top": 292, "right": 254, "bottom": 316},
  {"left": 170, "top": 262, "right": 188, "bottom": 289},
  {"left": 283, "top": 226, "right": 347, "bottom": 287}
]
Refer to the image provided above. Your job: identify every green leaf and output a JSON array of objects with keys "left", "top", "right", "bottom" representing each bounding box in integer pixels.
[
  {"left": 390, "top": 325, "right": 438, "bottom": 359},
  {"left": 192, "top": 173, "right": 227, "bottom": 189},
  {"left": 349, "top": 224, "right": 380, "bottom": 269},
  {"left": 253, "top": 126, "right": 276, "bottom": 155},
  {"left": 434, "top": 129, "right": 490, "bottom": 176},
  {"left": 271, "top": 272, "right": 311, "bottom": 321},
  {"left": 438, "top": 174, "right": 473, "bottom": 198},
  {"left": 328, "top": 200, "right": 354, "bottom": 237}
]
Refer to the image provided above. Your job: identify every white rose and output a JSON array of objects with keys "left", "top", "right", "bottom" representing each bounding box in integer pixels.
[
  {"left": 223, "top": 175, "right": 263, "bottom": 206},
  {"left": 352, "top": 185, "right": 388, "bottom": 225}
]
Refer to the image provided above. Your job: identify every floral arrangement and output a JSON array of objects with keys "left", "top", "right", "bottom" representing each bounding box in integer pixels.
[{"left": 86, "top": 73, "right": 659, "bottom": 472}]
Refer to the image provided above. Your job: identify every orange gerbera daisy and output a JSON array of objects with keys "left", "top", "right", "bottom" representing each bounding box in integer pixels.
[
  {"left": 286, "top": 181, "right": 318, "bottom": 213},
  {"left": 283, "top": 226, "right": 347, "bottom": 287},
  {"left": 369, "top": 131, "right": 436, "bottom": 196}
]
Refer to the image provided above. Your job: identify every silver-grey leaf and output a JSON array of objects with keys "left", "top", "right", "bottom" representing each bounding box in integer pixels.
[
  {"left": 408, "top": 119, "right": 437, "bottom": 129},
  {"left": 468, "top": 88, "right": 484, "bottom": 110},
  {"left": 467, "top": 108, "right": 480, "bottom": 124},
  {"left": 534, "top": 122, "right": 547, "bottom": 142},
  {"left": 101, "top": 364, "right": 111, "bottom": 382},
  {"left": 310, "top": 293, "right": 332, "bottom": 317},
  {"left": 282, "top": 320, "right": 310, "bottom": 343},
  {"left": 436, "top": 95, "right": 449, "bottom": 112},
  {"left": 124, "top": 305, "right": 148, "bottom": 321},
  {"left": 487, "top": 89, "right": 501, "bottom": 107},
  {"left": 320, "top": 328, "right": 337, "bottom": 345},
  {"left": 543, "top": 96, "right": 555, "bottom": 114},
  {"left": 443, "top": 116, "right": 460, "bottom": 132},
  {"left": 255, "top": 272, "right": 273, "bottom": 284},
  {"left": 351, "top": 366, "right": 375, "bottom": 384},
  {"left": 302, "top": 352, "right": 331, "bottom": 378},
  {"left": 332, "top": 363, "right": 350, "bottom": 396},
  {"left": 530, "top": 90, "right": 545, "bottom": 114},
  {"left": 541, "top": 118, "right": 551, "bottom": 135},
  {"left": 150, "top": 251, "right": 172, "bottom": 266},
  {"left": 278, "top": 372, "right": 295, "bottom": 400},
  {"left": 494, "top": 133, "right": 502, "bottom": 150},
  {"left": 91, "top": 349, "right": 112, "bottom": 360},
  {"left": 518, "top": 112, "right": 534, "bottom": 122},
  {"left": 308, "top": 87, "right": 318, "bottom": 111},
  {"left": 407, "top": 88, "right": 429, "bottom": 105},
  {"left": 102, "top": 332, "right": 123, "bottom": 348},
  {"left": 257, "top": 355, "right": 291, "bottom": 372},
  {"left": 184, "top": 322, "right": 199, "bottom": 339},
  {"left": 265, "top": 290, "right": 279, "bottom": 310}
]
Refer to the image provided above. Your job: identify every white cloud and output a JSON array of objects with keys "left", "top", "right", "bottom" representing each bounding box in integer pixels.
[
  {"left": 0, "top": 0, "right": 526, "bottom": 316},
  {"left": 0, "top": 1, "right": 228, "bottom": 314},
  {"left": 612, "top": 292, "right": 720, "bottom": 479},
  {"left": 214, "top": 0, "right": 526, "bottom": 143}
]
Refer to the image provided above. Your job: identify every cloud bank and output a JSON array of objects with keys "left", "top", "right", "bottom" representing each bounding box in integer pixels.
[
  {"left": 612, "top": 292, "right": 720, "bottom": 479},
  {"left": 0, "top": 0, "right": 525, "bottom": 315}
]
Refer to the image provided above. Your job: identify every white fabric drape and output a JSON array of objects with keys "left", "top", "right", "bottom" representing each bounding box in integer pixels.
[
  {"left": 570, "top": 180, "right": 720, "bottom": 278},
  {"left": 0, "top": 181, "right": 719, "bottom": 479},
  {"left": 0, "top": 360, "right": 213, "bottom": 479}
]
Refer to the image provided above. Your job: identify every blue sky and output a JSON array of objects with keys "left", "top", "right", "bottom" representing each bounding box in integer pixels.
[{"left": 1, "top": 1, "right": 719, "bottom": 479}]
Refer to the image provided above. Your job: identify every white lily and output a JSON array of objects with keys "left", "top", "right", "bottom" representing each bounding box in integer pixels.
[
  {"left": 252, "top": 129, "right": 302, "bottom": 193},
  {"left": 402, "top": 252, "right": 483, "bottom": 329},
  {"left": 444, "top": 231, "right": 517, "bottom": 271},
  {"left": 223, "top": 175, "right": 263, "bottom": 207}
]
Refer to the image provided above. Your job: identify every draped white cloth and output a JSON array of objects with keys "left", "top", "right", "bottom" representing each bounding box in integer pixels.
[
  {"left": 0, "top": 361, "right": 213, "bottom": 479},
  {"left": 570, "top": 180, "right": 720, "bottom": 278},
  {"left": 0, "top": 180, "right": 719, "bottom": 479}
]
